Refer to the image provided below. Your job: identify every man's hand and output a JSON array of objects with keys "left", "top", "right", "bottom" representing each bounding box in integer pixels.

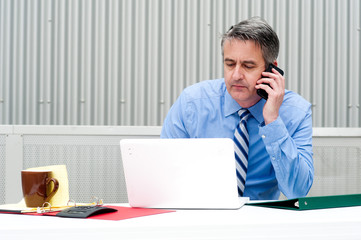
[{"left": 255, "top": 68, "right": 285, "bottom": 125}]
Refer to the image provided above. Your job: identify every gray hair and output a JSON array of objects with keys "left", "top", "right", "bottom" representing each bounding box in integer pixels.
[{"left": 221, "top": 17, "right": 279, "bottom": 66}]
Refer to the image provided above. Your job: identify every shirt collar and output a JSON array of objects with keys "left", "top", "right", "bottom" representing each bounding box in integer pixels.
[
  {"left": 248, "top": 99, "right": 265, "bottom": 124},
  {"left": 224, "top": 89, "right": 241, "bottom": 117},
  {"left": 224, "top": 88, "right": 266, "bottom": 124}
]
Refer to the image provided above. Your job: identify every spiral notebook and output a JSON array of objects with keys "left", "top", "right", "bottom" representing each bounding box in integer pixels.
[{"left": 120, "top": 138, "right": 249, "bottom": 209}]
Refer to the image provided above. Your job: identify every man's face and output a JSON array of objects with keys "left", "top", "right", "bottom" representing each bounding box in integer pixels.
[{"left": 223, "top": 39, "right": 266, "bottom": 108}]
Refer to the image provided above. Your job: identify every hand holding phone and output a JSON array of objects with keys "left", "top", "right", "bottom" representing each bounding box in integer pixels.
[{"left": 257, "top": 63, "right": 284, "bottom": 100}]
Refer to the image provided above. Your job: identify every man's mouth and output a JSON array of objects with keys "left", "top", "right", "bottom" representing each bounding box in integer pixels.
[{"left": 232, "top": 84, "right": 247, "bottom": 90}]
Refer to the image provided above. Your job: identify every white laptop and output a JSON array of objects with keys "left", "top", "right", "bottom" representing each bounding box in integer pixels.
[{"left": 119, "top": 138, "right": 249, "bottom": 209}]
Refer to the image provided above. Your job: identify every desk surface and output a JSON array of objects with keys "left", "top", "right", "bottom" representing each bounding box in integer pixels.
[{"left": 1, "top": 204, "right": 361, "bottom": 240}]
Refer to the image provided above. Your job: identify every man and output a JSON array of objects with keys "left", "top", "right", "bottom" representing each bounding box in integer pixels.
[{"left": 160, "top": 17, "right": 314, "bottom": 200}]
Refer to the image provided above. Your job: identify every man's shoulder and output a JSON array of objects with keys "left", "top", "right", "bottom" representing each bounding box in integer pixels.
[
  {"left": 182, "top": 78, "right": 226, "bottom": 100},
  {"left": 283, "top": 90, "right": 311, "bottom": 112}
]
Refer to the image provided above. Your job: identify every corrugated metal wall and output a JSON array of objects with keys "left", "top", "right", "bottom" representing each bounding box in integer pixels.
[{"left": 0, "top": 0, "right": 360, "bottom": 127}]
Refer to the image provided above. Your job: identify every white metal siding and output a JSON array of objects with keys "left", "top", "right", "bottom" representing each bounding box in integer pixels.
[{"left": 0, "top": 0, "right": 360, "bottom": 127}]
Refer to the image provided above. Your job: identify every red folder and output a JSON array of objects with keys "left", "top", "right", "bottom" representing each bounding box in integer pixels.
[{"left": 89, "top": 206, "right": 175, "bottom": 220}]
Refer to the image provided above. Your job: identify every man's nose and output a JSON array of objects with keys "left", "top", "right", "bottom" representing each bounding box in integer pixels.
[{"left": 232, "top": 65, "right": 244, "bottom": 80}]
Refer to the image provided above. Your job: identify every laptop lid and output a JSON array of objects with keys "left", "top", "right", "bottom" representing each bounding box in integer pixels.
[{"left": 120, "top": 138, "right": 247, "bottom": 209}]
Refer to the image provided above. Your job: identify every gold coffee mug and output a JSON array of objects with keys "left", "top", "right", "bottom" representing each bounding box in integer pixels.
[{"left": 21, "top": 170, "right": 59, "bottom": 208}]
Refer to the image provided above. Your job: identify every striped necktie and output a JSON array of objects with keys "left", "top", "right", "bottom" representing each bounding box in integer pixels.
[{"left": 234, "top": 109, "right": 250, "bottom": 196}]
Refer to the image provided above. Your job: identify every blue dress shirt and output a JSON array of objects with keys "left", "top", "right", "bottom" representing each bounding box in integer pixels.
[{"left": 161, "top": 78, "right": 314, "bottom": 200}]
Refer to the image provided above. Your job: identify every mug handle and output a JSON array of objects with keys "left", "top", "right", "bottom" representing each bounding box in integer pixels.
[{"left": 45, "top": 177, "right": 59, "bottom": 202}]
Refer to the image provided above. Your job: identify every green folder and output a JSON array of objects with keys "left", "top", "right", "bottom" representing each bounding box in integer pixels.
[{"left": 246, "top": 193, "right": 361, "bottom": 210}]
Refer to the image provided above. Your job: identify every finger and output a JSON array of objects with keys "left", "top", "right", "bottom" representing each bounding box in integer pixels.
[
  {"left": 261, "top": 73, "right": 284, "bottom": 90},
  {"left": 257, "top": 77, "right": 277, "bottom": 89},
  {"left": 271, "top": 68, "right": 285, "bottom": 88},
  {"left": 255, "top": 82, "right": 271, "bottom": 91}
]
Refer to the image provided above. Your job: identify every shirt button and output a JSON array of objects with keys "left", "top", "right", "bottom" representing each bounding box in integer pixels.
[{"left": 262, "top": 135, "right": 266, "bottom": 139}]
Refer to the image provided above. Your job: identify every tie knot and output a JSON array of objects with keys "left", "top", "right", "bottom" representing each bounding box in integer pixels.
[{"left": 237, "top": 109, "right": 250, "bottom": 121}]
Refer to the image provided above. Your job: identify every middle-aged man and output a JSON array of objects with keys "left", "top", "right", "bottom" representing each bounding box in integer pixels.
[{"left": 160, "top": 17, "right": 314, "bottom": 200}]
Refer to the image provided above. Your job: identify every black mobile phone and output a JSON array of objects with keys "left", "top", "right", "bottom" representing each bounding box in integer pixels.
[{"left": 256, "top": 63, "right": 284, "bottom": 100}]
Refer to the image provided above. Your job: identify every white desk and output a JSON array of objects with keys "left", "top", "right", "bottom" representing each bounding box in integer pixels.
[{"left": 1, "top": 204, "right": 361, "bottom": 240}]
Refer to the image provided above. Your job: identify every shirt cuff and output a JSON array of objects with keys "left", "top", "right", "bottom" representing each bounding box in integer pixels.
[{"left": 258, "top": 116, "right": 288, "bottom": 144}]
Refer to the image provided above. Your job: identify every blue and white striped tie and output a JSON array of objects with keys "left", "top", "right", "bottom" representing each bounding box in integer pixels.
[{"left": 234, "top": 109, "right": 250, "bottom": 196}]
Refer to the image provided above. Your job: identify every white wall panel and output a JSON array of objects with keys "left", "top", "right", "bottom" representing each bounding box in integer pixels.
[
  {"left": 0, "top": 0, "right": 360, "bottom": 127},
  {"left": 1, "top": 126, "right": 361, "bottom": 204}
]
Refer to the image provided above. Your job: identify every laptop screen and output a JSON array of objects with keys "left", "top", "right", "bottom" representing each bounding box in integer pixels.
[{"left": 120, "top": 138, "right": 247, "bottom": 209}]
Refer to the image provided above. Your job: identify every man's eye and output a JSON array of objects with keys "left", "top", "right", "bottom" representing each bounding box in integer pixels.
[{"left": 244, "top": 65, "right": 254, "bottom": 69}]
